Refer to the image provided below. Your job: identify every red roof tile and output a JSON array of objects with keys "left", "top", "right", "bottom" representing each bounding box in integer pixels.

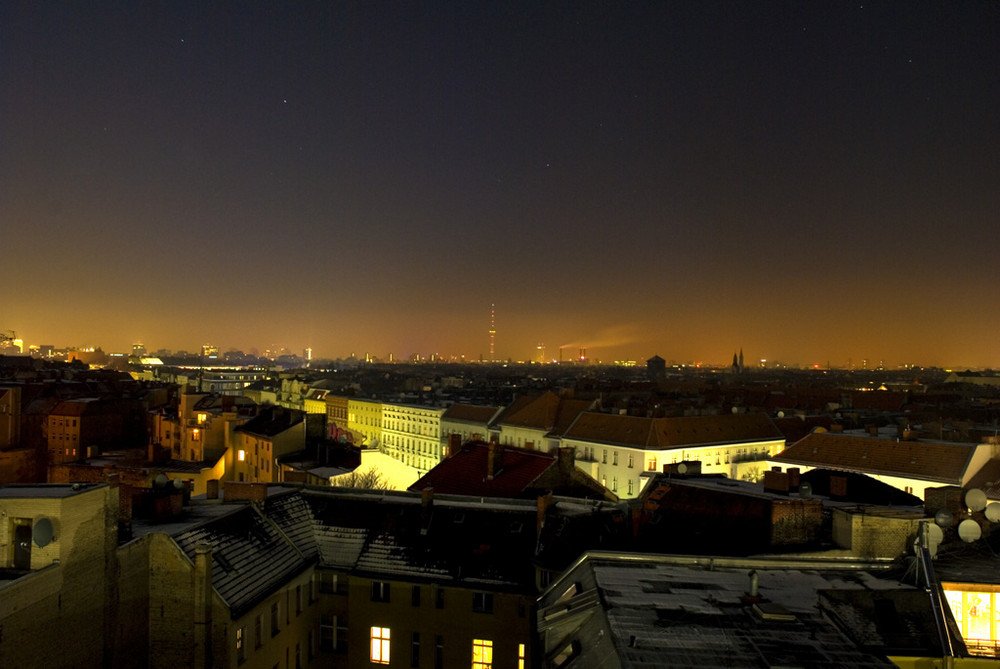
[{"left": 409, "top": 442, "right": 556, "bottom": 497}]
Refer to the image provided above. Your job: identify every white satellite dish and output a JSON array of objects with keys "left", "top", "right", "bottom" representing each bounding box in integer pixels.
[
  {"left": 958, "top": 518, "right": 983, "bottom": 543},
  {"left": 926, "top": 523, "right": 944, "bottom": 545},
  {"left": 676, "top": 463, "right": 688, "bottom": 475},
  {"left": 965, "top": 488, "right": 988, "bottom": 512},
  {"left": 986, "top": 502, "right": 1000, "bottom": 523}
]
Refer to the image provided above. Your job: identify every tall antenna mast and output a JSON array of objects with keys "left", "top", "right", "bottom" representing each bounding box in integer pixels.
[{"left": 489, "top": 304, "right": 496, "bottom": 361}]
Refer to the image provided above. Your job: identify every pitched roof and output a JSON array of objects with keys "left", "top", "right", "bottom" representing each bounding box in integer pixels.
[
  {"left": 441, "top": 403, "right": 501, "bottom": 424},
  {"left": 775, "top": 432, "right": 978, "bottom": 484},
  {"left": 563, "top": 412, "right": 784, "bottom": 450},
  {"left": 170, "top": 492, "right": 315, "bottom": 618},
  {"left": 409, "top": 442, "right": 556, "bottom": 497},
  {"left": 234, "top": 406, "right": 304, "bottom": 438},
  {"left": 491, "top": 391, "right": 592, "bottom": 435}
]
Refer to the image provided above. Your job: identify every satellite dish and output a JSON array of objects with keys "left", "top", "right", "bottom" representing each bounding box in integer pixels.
[
  {"left": 172, "top": 478, "right": 185, "bottom": 491},
  {"left": 965, "top": 488, "right": 988, "bottom": 512},
  {"left": 926, "top": 523, "right": 944, "bottom": 545},
  {"left": 935, "top": 510, "right": 954, "bottom": 528},
  {"left": 676, "top": 463, "right": 688, "bottom": 475},
  {"left": 777, "top": 411, "right": 785, "bottom": 418},
  {"left": 986, "top": 502, "right": 1000, "bottom": 523},
  {"left": 958, "top": 519, "right": 983, "bottom": 543},
  {"left": 33, "top": 517, "right": 54, "bottom": 548},
  {"left": 799, "top": 482, "right": 812, "bottom": 499},
  {"left": 153, "top": 474, "right": 169, "bottom": 489}
]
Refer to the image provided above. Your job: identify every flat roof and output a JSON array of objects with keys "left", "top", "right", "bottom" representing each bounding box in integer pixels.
[{"left": 0, "top": 483, "right": 105, "bottom": 499}]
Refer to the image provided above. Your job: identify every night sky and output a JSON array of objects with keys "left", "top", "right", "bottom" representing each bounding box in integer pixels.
[{"left": 3, "top": 2, "right": 998, "bottom": 367}]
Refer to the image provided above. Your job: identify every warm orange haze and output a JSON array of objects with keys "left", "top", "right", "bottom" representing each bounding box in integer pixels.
[{"left": 3, "top": 2, "right": 1000, "bottom": 667}]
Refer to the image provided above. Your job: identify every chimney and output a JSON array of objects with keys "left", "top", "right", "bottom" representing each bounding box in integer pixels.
[
  {"left": 536, "top": 491, "right": 553, "bottom": 538},
  {"left": 557, "top": 446, "right": 575, "bottom": 478},
  {"left": 487, "top": 443, "right": 504, "bottom": 480},
  {"left": 193, "top": 543, "right": 214, "bottom": 669},
  {"left": 206, "top": 479, "right": 220, "bottom": 500},
  {"left": 421, "top": 487, "right": 434, "bottom": 535}
]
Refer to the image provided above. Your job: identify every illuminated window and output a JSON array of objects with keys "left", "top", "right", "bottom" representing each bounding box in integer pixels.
[
  {"left": 472, "top": 639, "right": 492, "bottom": 669},
  {"left": 197, "top": 412, "right": 208, "bottom": 425},
  {"left": 192, "top": 428, "right": 201, "bottom": 441},
  {"left": 238, "top": 450, "right": 246, "bottom": 462},
  {"left": 371, "top": 627, "right": 391, "bottom": 664},
  {"left": 518, "top": 643, "right": 525, "bottom": 669},
  {"left": 236, "top": 626, "right": 246, "bottom": 663},
  {"left": 647, "top": 457, "right": 657, "bottom": 471}
]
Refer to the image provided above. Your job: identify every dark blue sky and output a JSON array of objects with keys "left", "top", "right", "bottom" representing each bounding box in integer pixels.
[{"left": 3, "top": 2, "right": 998, "bottom": 366}]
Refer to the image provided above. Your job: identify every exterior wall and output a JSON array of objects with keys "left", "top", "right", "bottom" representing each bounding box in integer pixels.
[
  {"left": 329, "top": 572, "right": 531, "bottom": 669},
  {"left": 831, "top": 509, "right": 922, "bottom": 559},
  {"left": 381, "top": 404, "right": 445, "bottom": 475},
  {"left": 329, "top": 450, "right": 421, "bottom": 491},
  {"left": 347, "top": 398, "right": 382, "bottom": 449},
  {"left": 942, "top": 584, "right": 1000, "bottom": 657},
  {"left": 0, "top": 385, "right": 21, "bottom": 448},
  {"left": 498, "top": 424, "right": 551, "bottom": 451},
  {"left": 0, "top": 485, "right": 117, "bottom": 668},
  {"left": 325, "top": 396, "right": 350, "bottom": 431},
  {"left": 563, "top": 437, "right": 785, "bottom": 499},
  {"left": 441, "top": 418, "right": 490, "bottom": 448},
  {"left": 232, "top": 433, "right": 277, "bottom": 483}
]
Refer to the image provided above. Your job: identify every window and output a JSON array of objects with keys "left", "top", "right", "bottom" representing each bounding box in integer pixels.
[
  {"left": 236, "top": 626, "right": 246, "bottom": 663},
  {"left": 192, "top": 428, "right": 201, "bottom": 441},
  {"left": 411, "top": 632, "right": 421, "bottom": 668},
  {"left": 371, "top": 581, "right": 390, "bottom": 603},
  {"left": 434, "top": 636, "right": 444, "bottom": 669},
  {"left": 628, "top": 453, "right": 634, "bottom": 468},
  {"left": 647, "top": 457, "right": 657, "bottom": 471},
  {"left": 371, "top": 627, "right": 391, "bottom": 664},
  {"left": 310, "top": 574, "right": 317, "bottom": 602},
  {"left": 254, "top": 613, "right": 263, "bottom": 648},
  {"left": 627, "top": 479, "right": 633, "bottom": 495},
  {"left": 518, "top": 644, "right": 526, "bottom": 669},
  {"left": 270, "top": 602, "right": 280, "bottom": 636},
  {"left": 197, "top": 412, "right": 208, "bottom": 425},
  {"left": 612, "top": 451, "right": 618, "bottom": 465},
  {"left": 473, "top": 592, "right": 494, "bottom": 614},
  {"left": 472, "top": 639, "right": 493, "bottom": 669},
  {"left": 612, "top": 477, "right": 617, "bottom": 492},
  {"left": 435, "top": 587, "right": 445, "bottom": 609},
  {"left": 412, "top": 585, "right": 421, "bottom": 606},
  {"left": 296, "top": 585, "right": 302, "bottom": 614},
  {"left": 319, "top": 571, "right": 335, "bottom": 593},
  {"left": 238, "top": 449, "right": 246, "bottom": 461}
]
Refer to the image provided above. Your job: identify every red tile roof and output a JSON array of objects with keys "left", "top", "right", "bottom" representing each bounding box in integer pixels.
[
  {"left": 775, "top": 432, "right": 978, "bottom": 484},
  {"left": 409, "top": 442, "right": 556, "bottom": 497},
  {"left": 563, "top": 412, "right": 784, "bottom": 450}
]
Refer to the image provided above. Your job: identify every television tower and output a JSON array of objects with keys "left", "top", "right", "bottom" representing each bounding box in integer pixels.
[{"left": 489, "top": 304, "right": 496, "bottom": 361}]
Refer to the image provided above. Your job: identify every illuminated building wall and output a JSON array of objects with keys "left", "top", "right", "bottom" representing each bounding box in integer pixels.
[
  {"left": 381, "top": 404, "right": 446, "bottom": 475},
  {"left": 347, "top": 398, "right": 382, "bottom": 449},
  {"left": 944, "top": 586, "right": 1000, "bottom": 656}
]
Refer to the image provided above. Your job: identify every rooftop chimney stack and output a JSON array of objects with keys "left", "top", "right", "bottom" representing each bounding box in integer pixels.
[{"left": 487, "top": 443, "right": 504, "bottom": 480}]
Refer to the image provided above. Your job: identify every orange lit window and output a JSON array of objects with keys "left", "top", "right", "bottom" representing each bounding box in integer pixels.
[
  {"left": 472, "top": 639, "right": 492, "bottom": 669},
  {"left": 371, "top": 627, "right": 390, "bottom": 664},
  {"left": 647, "top": 457, "right": 657, "bottom": 471},
  {"left": 238, "top": 450, "right": 246, "bottom": 462},
  {"left": 197, "top": 412, "right": 208, "bottom": 425},
  {"left": 518, "top": 643, "right": 525, "bottom": 669},
  {"left": 191, "top": 429, "right": 201, "bottom": 441}
]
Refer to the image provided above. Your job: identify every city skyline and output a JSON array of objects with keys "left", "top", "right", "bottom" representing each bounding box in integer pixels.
[{"left": 3, "top": 3, "right": 998, "bottom": 368}]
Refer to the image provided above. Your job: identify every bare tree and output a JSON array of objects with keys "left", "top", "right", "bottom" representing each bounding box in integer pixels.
[{"left": 337, "top": 467, "right": 392, "bottom": 490}]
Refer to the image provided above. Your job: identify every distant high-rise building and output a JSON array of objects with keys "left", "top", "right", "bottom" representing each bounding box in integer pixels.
[
  {"left": 202, "top": 344, "right": 219, "bottom": 358},
  {"left": 489, "top": 304, "right": 496, "bottom": 361},
  {"left": 132, "top": 343, "right": 147, "bottom": 358}
]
